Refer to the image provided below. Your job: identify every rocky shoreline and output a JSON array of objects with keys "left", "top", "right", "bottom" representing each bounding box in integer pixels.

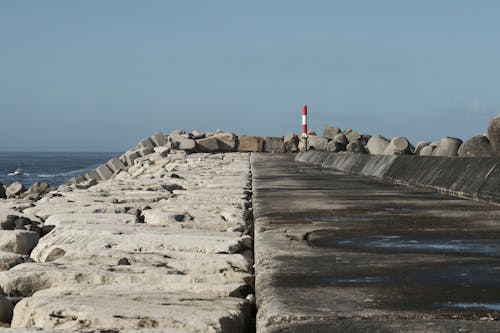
[{"left": 0, "top": 149, "right": 255, "bottom": 332}]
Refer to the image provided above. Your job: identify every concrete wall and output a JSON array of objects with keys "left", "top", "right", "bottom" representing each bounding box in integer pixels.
[{"left": 296, "top": 151, "right": 500, "bottom": 205}]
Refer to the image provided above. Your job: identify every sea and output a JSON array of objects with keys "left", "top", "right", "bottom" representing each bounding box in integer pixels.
[{"left": 0, "top": 152, "right": 120, "bottom": 188}]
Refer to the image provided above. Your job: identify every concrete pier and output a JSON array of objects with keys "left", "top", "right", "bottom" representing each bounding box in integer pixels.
[{"left": 252, "top": 153, "right": 500, "bottom": 333}]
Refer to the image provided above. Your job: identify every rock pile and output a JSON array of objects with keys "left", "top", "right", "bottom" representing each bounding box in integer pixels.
[
  {"left": 0, "top": 149, "right": 255, "bottom": 331},
  {"left": 297, "top": 115, "right": 500, "bottom": 157}
]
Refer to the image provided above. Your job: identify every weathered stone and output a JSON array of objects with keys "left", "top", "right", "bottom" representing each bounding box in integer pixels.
[
  {"left": 0, "top": 230, "right": 39, "bottom": 255},
  {"left": 0, "top": 295, "right": 13, "bottom": 324},
  {"left": 169, "top": 129, "right": 188, "bottom": 142},
  {"left": 433, "top": 137, "right": 463, "bottom": 157},
  {"left": 1, "top": 215, "right": 17, "bottom": 230},
  {"left": 138, "top": 147, "right": 154, "bottom": 156},
  {"left": 0, "top": 183, "right": 5, "bottom": 199},
  {"left": 458, "top": 135, "right": 493, "bottom": 157},
  {"left": 191, "top": 131, "right": 205, "bottom": 140},
  {"left": 6, "top": 182, "right": 26, "bottom": 199},
  {"left": 237, "top": 136, "right": 264, "bottom": 152},
  {"left": 419, "top": 145, "right": 435, "bottom": 156},
  {"left": 84, "top": 170, "right": 102, "bottom": 181},
  {"left": 359, "top": 134, "right": 372, "bottom": 146},
  {"left": 333, "top": 133, "right": 348, "bottom": 145},
  {"left": 327, "top": 140, "right": 346, "bottom": 153},
  {"left": 215, "top": 132, "right": 237, "bottom": 152},
  {"left": 124, "top": 150, "right": 141, "bottom": 166},
  {"left": 75, "top": 178, "right": 98, "bottom": 190},
  {"left": 284, "top": 133, "right": 299, "bottom": 145},
  {"left": 264, "top": 137, "right": 286, "bottom": 153},
  {"left": 27, "top": 181, "right": 50, "bottom": 195},
  {"left": 346, "top": 140, "right": 368, "bottom": 154},
  {"left": 322, "top": 126, "right": 341, "bottom": 139},
  {"left": 305, "top": 136, "right": 328, "bottom": 151},
  {"left": 196, "top": 137, "right": 220, "bottom": 152},
  {"left": 138, "top": 138, "right": 155, "bottom": 149},
  {"left": 383, "top": 137, "right": 412, "bottom": 155},
  {"left": 95, "top": 164, "right": 114, "bottom": 181},
  {"left": 487, "top": 115, "right": 500, "bottom": 156},
  {"left": 150, "top": 132, "right": 168, "bottom": 147},
  {"left": 343, "top": 128, "right": 361, "bottom": 143},
  {"left": 106, "top": 157, "right": 126, "bottom": 173},
  {"left": 366, "top": 135, "right": 390, "bottom": 155},
  {"left": 414, "top": 141, "right": 431, "bottom": 155},
  {"left": 285, "top": 141, "right": 298, "bottom": 153}
]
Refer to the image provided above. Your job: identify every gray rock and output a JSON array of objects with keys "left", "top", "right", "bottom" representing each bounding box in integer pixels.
[
  {"left": 366, "top": 135, "right": 390, "bottom": 155},
  {"left": 237, "top": 136, "right": 265, "bottom": 152},
  {"left": 107, "top": 157, "right": 126, "bottom": 172},
  {"left": 0, "top": 295, "right": 13, "bottom": 324},
  {"left": 138, "top": 147, "right": 154, "bottom": 156},
  {"left": 264, "top": 137, "right": 286, "bottom": 153},
  {"left": 414, "top": 141, "right": 431, "bottom": 155},
  {"left": 327, "top": 140, "right": 346, "bottom": 153},
  {"left": 383, "top": 137, "right": 412, "bottom": 155},
  {"left": 196, "top": 137, "right": 220, "bottom": 152},
  {"left": 1, "top": 215, "right": 17, "bottom": 230},
  {"left": 138, "top": 138, "right": 155, "bottom": 149},
  {"left": 322, "top": 126, "right": 341, "bottom": 139},
  {"left": 458, "top": 135, "right": 493, "bottom": 157},
  {"left": 150, "top": 133, "right": 168, "bottom": 147},
  {"left": 333, "top": 133, "right": 348, "bottom": 146},
  {"left": 343, "top": 128, "right": 361, "bottom": 143},
  {"left": 169, "top": 130, "right": 190, "bottom": 142},
  {"left": 15, "top": 217, "right": 31, "bottom": 230},
  {"left": 6, "top": 182, "right": 26, "bottom": 198},
  {"left": 284, "top": 133, "right": 299, "bottom": 145},
  {"left": 214, "top": 132, "right": 237, "bottom": 152},
  {"left": 124, "top": 150, "right": 141, "bottom": 166},
  {"left": 346, "top": 140, "right": 368, "bottom": 154},
  {"left": 487, "top": 115, "right": 500, "bottom": 156},
  {"left": 433, "top": 137, "right": 463, "bottom": 157},
  {"left": 75, "top": 178, "right": 98, "bottom": 190},
  {"left": 191, "top": 131, "right": 205, "bottom": 140},
  {"left": 0, "top": 183, "right": 5, "bottom": 199},
  {"left": 96, "top": 164, "right": 114, "bottom": 181},
  {"left": 85, "top": 169, "right": 102, "bottom": 181},
  {"left": 359, "top": 134, "right": 372, "bottom": 146},
  {"left": 306, "top": 136, "right": 328, "bottom": 151}
]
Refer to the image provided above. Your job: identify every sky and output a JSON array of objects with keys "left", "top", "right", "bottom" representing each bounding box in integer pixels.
[{"left": 1, "top": 1, "right": 500, "bottom": 152}]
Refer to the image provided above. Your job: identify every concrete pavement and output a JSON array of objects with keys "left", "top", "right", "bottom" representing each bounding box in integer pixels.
[{"left": 252, "top": 153, "right": 500, "bottom": 333}]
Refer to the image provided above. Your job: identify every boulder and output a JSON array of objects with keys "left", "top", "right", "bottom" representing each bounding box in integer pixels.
[
  {"left": 138, "top": 147, "right": 154, "bottom": 156},
  {"left": 346, "top": 140, "right": 368, "bottom": 154},
  {"left": 343, "top": 128, "right": 361, "bottom": 143},
  {"left": 420, "top": 144, "right": 436, "bottom": 156},
  {"left": 333, "top": 133, "right": 348, "bottom": 146},
  {"left": 284, "top": 134, "right": 299, "bottom": 152},
  {"left": 150, "top": 133, "right": 168, "bottom": 147},
  {"left": 0, "top": 215, "right": 17, "bottom": 230},
  {"left": 237, "top": 136, "right": 265, "bottom": 152},
  {"left": 383, "top": 137, "right": 412, "bottom": 155},
  {"left": 322, "top": 126, "right": 341, "bottom": 139},
  {"left": 359, "top": 134, "right": 372, "bottom": 147},
  {"left": 137, "top": 138, "right": 155, "bottom": 150},
  {"left": 95, "top": 164, "right": 114, "bottom": 181},
  {"left": 196, "top": 137, "right": 220, "bottom": 152},
  {"left": 458, "top": 135, "right": 493, "bottom": 157},
  {"left": 75, "top": 178, "right": 98, "bottom": 190},
  {"left": 106, "top": 157, "right": 126, "bottom": 172},
  {"left": 0, "top": 183, "right": 5, "bottom": 199},
  {"left": 264, "top": 137, "right": 286, "bottom": 153},
  {"left": 6, "top": 182, "right": 26, "bottom": 199},
  {"left": 169, "top": 130, "right": 196, "bottom": 151},
  {"left": 85, "top": 170, "right": 102, "bottom": 181},
  {"left": 27, "top": 181, "right": 51, "bottom": 195},
  {"left": 366, "top": 135, "right": 390, "bottom": 155},
  {"left": 414, "top": 141, "right": 431, "bottom": 155},
  {"left": 306, "top": 136, "right": 328, "bottom": 151},
  {"left": 169, "top": 130, "right": 190, "bottom": 141},
  {"left": 176, "top": 138, "right": 196, "bottom": 151},
  {"left": 433, "top": 137, "right": 463, "bottom": 157},
  {"left": 327, "top": 140, "right": 346, "bottom": 153},
  {"left": 214, "top": 132, "right": 237, "bottom": 152},
  {"left": 0, "top": 230, "right": 39, "bottom": 255},
  {"left": 487, "top": 115, "right": 500, "bottom": 156},
  {"left": 124, "top": 150, "right": 141, "bottom": 166},
  {"left": 191, "top": 131, "right": 205, "bottom": 140}
]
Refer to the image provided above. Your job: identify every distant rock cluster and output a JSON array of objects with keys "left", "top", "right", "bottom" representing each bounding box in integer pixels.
[{"left": 307, "top": 115, "right": 500, "bottom": 158}]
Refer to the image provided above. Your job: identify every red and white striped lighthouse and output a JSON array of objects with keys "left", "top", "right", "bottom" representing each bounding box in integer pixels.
[{"left": 301, "top": 104, "right": 308, "bottom": 138}]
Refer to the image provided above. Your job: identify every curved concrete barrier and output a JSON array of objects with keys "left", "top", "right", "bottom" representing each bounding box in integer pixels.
[{"left": 296, "top": 151, "right": 500, "bottom": 204}]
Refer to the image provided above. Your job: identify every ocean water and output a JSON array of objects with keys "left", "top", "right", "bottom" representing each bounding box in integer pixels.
[{"left": 0, "top": 152, "right": 120, "bottom": 188}]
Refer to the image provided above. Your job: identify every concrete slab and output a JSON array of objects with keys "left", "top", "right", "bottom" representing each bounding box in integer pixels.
[{"left": 252, "top": 153, "right": 500, "bottom": 333}]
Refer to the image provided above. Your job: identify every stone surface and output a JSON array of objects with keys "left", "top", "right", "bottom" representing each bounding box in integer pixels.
[
  {"left": 322, "top": 126, "right": 341, "bottom": 139},
  {"left": 343, "top": 128, "right": 361, "bottom": 143},
  {"left": 284, "top": 134, "right": 299, "bottom": 153},
  {"left": 458, "top": 135, "right": 493, "bottom": 157},
  {"left": 214, "top": 132, "right": 237, "bottom": 152},
  {"left": 27, "top": 182, "right": 51, "bottom": 196},
  {"left": 326, "top": 140, "right": 346, "bottom": 153},
  {"left": 433, "top": 137, "right": 463, "bottom": 157},
  {"left": 124, "top": 150, "right": 141, "bottom": 166},
  {"left": 414, "top": 141, "right": 431, "bottom": 155},
  {"left": 138, "top": 138, "right": 155, "bottom": 150},
  {"left": 195, "top": 137, "right": 220, "bottom": 152},
  {"left": 383, "top": 136, "right": 412, "bottom": 155},
  {"left": 487, "top": 115, "right": 500, "bottom": 156},
  {"left": 0, "top": 230, "right": 39, "bottom": 255},
  {"left": 6, "top": 182, "right": 26, "bottom": 199},
  {"left": 419, "top": 144, "right": 436, "bottom": 156},
  {"left": 237, "top": 136, "right": 264, "bottom": 152},
  {"left": 264, "top": 137, "right": 285, "bottom": 153},
  {"left": 75, "top": 178, "right": 97, "bottom": 190},
  {"left": 150, "top": 132, "right": 168, "bottom": 147},
  {"left": 95, "top": 164, "right": 114, "bottom": 180},
  {"left": 346, "top": 140, "right": 368, "bottom": 154},
  {"left": 0, "top": 295, "right": 13, "bottom": 324},
  {"left": 106, "top": 157, "right": 126, "bottom": 172},
  {"left": 332, "top": 133, "right": 348, "bottom": 146},
  {"left": 304, "top": 136, "right": 328, "bottom": 151},
  {"left": 366, "top": 135, "right": 390, "bottom": 155}
]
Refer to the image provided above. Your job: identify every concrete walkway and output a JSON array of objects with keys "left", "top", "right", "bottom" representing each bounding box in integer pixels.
[{"left": 252, "top": 153, "right": 500, "bottom": 333}]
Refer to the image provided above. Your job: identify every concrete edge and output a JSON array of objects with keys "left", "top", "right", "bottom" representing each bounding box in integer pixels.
[{"left": 295, "top": 151, "right": 500, "bottom": 205}]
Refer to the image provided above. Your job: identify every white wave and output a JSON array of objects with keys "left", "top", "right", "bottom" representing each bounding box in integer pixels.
[
  {"left": 7, "top": 172, "right": 31, "bottom": 176},
  {"left": 37, "top": 168, "right": 89, "bottom": 178}
]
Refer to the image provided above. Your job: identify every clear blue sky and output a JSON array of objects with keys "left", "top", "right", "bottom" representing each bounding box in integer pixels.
[{"left": 1, "top": 1, "right": 499, "bottom": 152}]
